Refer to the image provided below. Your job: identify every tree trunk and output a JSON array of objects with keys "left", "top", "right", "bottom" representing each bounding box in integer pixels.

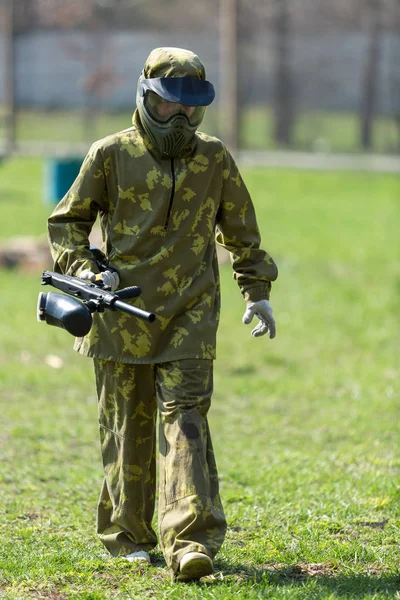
[
  {"left": 273, "top": 0, "right": 294, "bottom": 147},
  {"left": 219, "top": 0, "right": 238, "bottom": 151},
  {"left": 360, "top": 0, "right": 382, "bottom": 150},
  {"left": 4, "top": 0, "right": 16, "bottom": 154}
]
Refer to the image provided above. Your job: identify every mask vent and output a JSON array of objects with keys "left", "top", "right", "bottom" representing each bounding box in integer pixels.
[{"left": 163, "top": 130, "right": 187, "bottom": 157}]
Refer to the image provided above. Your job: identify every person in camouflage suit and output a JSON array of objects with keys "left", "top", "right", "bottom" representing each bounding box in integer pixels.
[{"left": 48, "top": 47, "right": 278, "bottom": 581}]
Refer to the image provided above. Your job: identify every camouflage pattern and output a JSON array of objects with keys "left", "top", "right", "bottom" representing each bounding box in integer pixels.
[
  {"left": 94, "top": 360, "right": 158, "bottom": 555},
  {"left": 94, "top": 357, "right": 226, "bottom": 573},
  {"left": 142, "top": 47, "right": 206, "bottom": 80},
  {"left": 47, "top": 109, "right": 277, "bottom": 363}
]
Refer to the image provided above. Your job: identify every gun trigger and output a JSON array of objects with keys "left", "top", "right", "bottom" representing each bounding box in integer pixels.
[{"left": 94, "top": 275, "right": 106, "bottom": 288}]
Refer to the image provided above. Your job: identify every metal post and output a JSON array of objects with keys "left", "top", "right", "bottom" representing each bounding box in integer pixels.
[
  {"left": 4, "top": 0, "right": 16, "bottom": 154},
  {"left": 219, "top": 0, "right": 238, "bottom": 152}
]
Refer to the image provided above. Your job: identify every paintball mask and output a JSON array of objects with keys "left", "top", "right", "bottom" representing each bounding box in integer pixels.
[{"left": 136, "top": 75, "right": 215, "bottom": 158}]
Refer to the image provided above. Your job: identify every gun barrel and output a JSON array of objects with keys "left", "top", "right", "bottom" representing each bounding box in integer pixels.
[{"left": 113, "top": 299, "right": 156, "bottom": 323}]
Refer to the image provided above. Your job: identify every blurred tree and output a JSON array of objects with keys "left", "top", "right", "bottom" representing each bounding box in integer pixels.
[
  {"left": 388, "top": 0, "right": 400, "bottom": 152},
  {"left": 14, "top": 0, "right": 36, "bottom": 31},
  {"left": 360, "top": 0, "right": 382, "bottom": 150},
  {"left": 29, "top": 0, "right": 216, "bottom": 31},
  {"left": 3, "top": 0, "right": 16, "bottom": 153},
  {"left": 4, "top": 0, "right": 400, "bottom": 154},
  {"left": 32, "top": 0, "right": 93, "bottom": 28},
  {"left": 219, "top": 0, "right": 238, "bottom": 150},
  {"left": 273, "top": 0, "right": 294, "bottom": 146},
  {"left": 244, "top": 0, "right": 296, "bottom": 148}
]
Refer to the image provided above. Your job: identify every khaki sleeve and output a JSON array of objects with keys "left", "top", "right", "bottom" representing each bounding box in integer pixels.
[
  {"left": 215, "top": 146, "right": 278, "bottom": 302},
  {"left": 47, "top": 144, "right": 108, "bottom": 276}
]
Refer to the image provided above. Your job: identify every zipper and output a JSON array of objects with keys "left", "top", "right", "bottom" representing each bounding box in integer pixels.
[{"left": 164, "top": 158, "right": 175, "bottom": 229}]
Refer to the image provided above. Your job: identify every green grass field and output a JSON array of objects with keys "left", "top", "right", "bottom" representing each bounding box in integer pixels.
[
  {"left": 0, "top": 158, "right": 399, "bottom": 599},
  {"left": 1, "top": 107, "right": 399, "bottom": 153}
]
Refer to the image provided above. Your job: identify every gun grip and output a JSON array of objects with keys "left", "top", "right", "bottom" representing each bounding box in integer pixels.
[{"left": 115, "top": 286, "right": 142, "bottom": 299}]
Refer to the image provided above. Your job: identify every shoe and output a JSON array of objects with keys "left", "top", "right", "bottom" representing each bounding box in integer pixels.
[
  {"left": 176, "top": 551, "right": 213, "bottom": 581},
  {"left": 124, "top": 550, "right": 151, "bottom": 564}
]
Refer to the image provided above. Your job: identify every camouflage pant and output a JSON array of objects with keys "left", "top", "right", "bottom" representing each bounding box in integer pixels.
[{"left": 93, "top": 358, "right": 227, "bottom": 573}]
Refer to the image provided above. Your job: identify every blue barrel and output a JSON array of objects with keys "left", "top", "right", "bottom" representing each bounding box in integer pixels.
[{"left": 45, "top": 157, "right": 83, "bottom": 205}]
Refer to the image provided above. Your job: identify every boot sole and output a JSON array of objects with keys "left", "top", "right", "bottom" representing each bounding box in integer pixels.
[{"left": 177, "top": 555, "right": 213, "bottom": 581}]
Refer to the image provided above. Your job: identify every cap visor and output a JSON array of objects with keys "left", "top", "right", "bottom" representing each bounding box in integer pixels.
[{"left": 142, "top": 77, "right": 215, "bottom": 106}]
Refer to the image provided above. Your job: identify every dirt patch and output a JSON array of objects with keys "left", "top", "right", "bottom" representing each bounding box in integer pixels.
[
  {"left": 15, "top": 512, "right": 42, "bottom": 521},
  {"left": 0, "top": 237, "right": 51, "bottom": 272},
  {"left": 262, "top": 562, "right": 338, "bottom": 579},
  {"left": 0, "top": 587, "right": 69, "bottom": 600}
]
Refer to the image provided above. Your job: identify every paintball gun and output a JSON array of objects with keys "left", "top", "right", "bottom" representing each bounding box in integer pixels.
[{"left": 37, "top": 248, "right": 155, "bottom": 337}]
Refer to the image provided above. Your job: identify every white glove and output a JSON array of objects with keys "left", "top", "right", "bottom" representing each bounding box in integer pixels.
[
  {"left": 242, "top": 299, "right": 276, "bottom": 339},
  {"left": 79, "top": 269, "right": 120, "bottom": 291}
]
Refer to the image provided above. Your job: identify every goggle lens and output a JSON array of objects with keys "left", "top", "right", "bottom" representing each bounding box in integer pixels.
[{"left": 145, "top": 91, "right": 206, "bottom": 126}]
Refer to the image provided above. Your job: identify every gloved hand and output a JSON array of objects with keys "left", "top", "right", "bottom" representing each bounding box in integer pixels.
[
  {"left": 79, "top": 269, "right": 120, "bottom": 291},
  {"left": 242, "top": 299, "right": 276, "bottom": 339}
]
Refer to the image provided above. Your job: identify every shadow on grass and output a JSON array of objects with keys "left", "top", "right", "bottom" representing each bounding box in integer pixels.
[
  {"left": 112, "top": 552, "right": 400, "bottom": 596},
  {"left": 228, "top": 354, "right": 295, "bottom": 376},
  {"left": 197, "top": 561, "right": 400, "bottom": 597}
]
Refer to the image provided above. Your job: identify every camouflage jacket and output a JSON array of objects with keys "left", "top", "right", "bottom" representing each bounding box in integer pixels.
[{"left": 48, "top": 114, "right": 278, "bottom": 363}]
